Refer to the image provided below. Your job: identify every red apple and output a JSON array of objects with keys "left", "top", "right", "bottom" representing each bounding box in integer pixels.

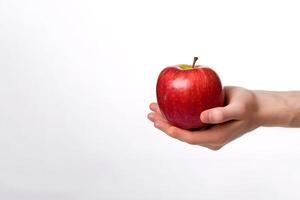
[{"left": 156, "top": 57, "right": 224, "bottom": 130}]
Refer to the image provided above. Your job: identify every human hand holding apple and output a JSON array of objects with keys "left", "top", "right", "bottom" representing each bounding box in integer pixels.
[
  {"left": 148, "top": 59, "right": 263, "bottom": 150},
  {"left": 148, "top": 58, "right": 300, "bottom": 150}
]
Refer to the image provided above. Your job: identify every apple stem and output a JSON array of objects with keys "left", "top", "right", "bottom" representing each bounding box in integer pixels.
[{"left": 192, "top": 57, "right": 198, "bottom": 68}]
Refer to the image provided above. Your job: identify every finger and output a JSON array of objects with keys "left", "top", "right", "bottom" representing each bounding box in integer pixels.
[
  {"left": 154, "top": 120, "right": 194, "bottom": 143},
  {"left": 147, "top": 112, "right": 168, "bottom": 123},
  {"left": 152, "top": 114, "right": 245, "bottom": 149},
  {"left": 149, "top": 102, "right": 162, "bottom": 114},
  {"left": 153, "top": 120, "right": 215, "bottom": 145},
  {"left": 192, "top": 120, "right": 244, "bottom": 147},
  {"left": 154, "top": 120, "right": 218, "bottom": 149},
  {"left": 200, "top": 103, "right": 244, "bottom": 124}
]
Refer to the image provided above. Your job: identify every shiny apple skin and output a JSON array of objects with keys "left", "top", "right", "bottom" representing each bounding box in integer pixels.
[{"left": 156, "top": 66, "right": 224, "bottom": 130}]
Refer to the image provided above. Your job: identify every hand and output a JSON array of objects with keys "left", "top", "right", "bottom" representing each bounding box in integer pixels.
[{"left": 147, "top": 86, "right": 261, "bottom": 150}]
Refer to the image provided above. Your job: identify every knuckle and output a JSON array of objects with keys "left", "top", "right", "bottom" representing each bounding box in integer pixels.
[
  {"left": 237, "top": 103, "right": 247, "bottom": 116},
  {"left": 209, "top": 145, "right": 222, "bottom": 151},
  {"left": 212, "top": 135, "right": 227, "bottom": 146},
  {"left": 167, "top": 127, "right": 177, "bottom": 137},
  {"left": 185, "top": 138, "right": 198, "bottom": 145},
  {"left": 214, "top": 109, "right": 225, "bottom": 122}
]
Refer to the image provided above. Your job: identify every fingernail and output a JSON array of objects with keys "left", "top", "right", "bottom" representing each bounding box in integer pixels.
[
  {"left": 201, "top": 111, "right": 210, "bottom": 123},
  {"left": 150, "top": 103, "right": 155, "bottom": 110},
  {"left": 148, "top": 113, "right": 154, "bottom": 120}
]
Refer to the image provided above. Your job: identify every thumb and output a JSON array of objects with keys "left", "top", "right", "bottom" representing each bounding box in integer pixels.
[{"left": 200, "top": 103, "right": 241, "bottom": 124}]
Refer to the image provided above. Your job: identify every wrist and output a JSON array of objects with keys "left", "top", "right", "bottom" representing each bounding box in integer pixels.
[{"left": 254, "top": 90, "right": 296, "bottom": 127}]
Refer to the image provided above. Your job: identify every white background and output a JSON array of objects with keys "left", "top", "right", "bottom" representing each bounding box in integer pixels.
[{"left": 1, "top": 0, "right": 300, "bottom": 199}]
